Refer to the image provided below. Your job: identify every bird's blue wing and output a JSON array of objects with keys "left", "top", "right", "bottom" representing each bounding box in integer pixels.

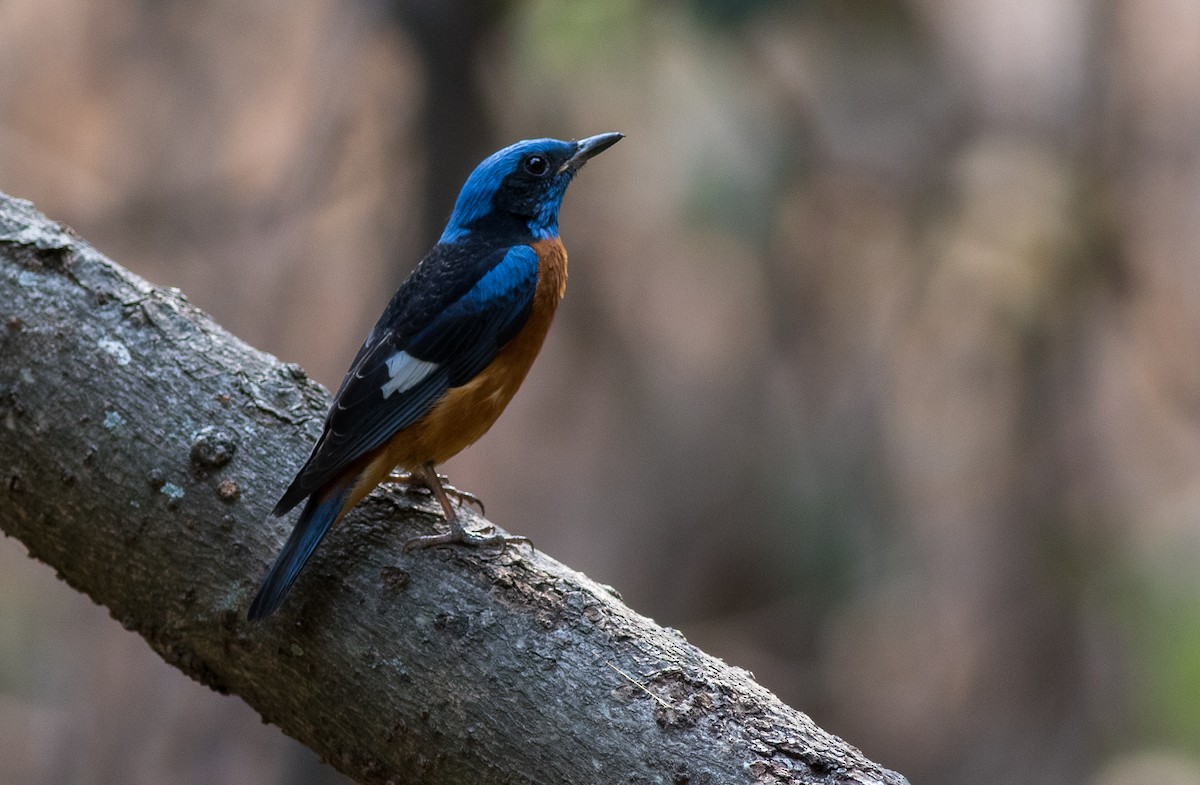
[
  {"left": 274, "top": 244, "right": 540, "bottom": 514},
  {"left": 406, "top": 244, "right": 541, "bottom": 383}
]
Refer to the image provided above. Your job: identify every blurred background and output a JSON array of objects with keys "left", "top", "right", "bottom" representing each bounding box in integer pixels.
[{"left": 1, "top": 0, "right": 1199, "bottom": 783}]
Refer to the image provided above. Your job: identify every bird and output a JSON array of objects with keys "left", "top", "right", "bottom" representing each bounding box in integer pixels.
[{"left": 247, "top": 132, "right": 623, "bottom": 621}]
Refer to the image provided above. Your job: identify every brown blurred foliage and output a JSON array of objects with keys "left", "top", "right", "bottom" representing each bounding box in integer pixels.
[{"left": 3, "top": 1, "right": 1200, "bottom": 784}]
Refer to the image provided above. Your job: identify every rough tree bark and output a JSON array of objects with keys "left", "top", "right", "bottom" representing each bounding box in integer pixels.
[{"left": 0, "top": 191, "right": 907, "bottom": 785}]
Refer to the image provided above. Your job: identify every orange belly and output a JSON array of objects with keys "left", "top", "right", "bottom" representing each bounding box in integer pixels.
[{"left": 345, "top": 237, "right": 567, "bottom": 508}]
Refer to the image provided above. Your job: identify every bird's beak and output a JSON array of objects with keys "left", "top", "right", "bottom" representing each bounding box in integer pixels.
[{"left": 561, "top": 132, "right": 624, "bottom": 173}]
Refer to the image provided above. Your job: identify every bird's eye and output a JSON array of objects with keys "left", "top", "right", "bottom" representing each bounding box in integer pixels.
[{"left": 523, "top": 155, "right": 549, "bottom": 176}]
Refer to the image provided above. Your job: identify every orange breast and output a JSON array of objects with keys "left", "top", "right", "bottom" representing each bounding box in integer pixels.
[{"left": 346, "top": 238, "right": 568, "bottom": 508}]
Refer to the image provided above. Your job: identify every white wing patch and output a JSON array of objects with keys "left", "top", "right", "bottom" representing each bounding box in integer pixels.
[{"left": 381, "top": 351, "right": 438, "bottom": 399}]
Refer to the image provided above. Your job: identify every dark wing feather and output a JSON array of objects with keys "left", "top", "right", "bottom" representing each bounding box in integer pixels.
[
  {"left": 274, "top": 244, "right": 540, "bottom": 514},
  {"left": 406, "top": 246, "right": 540, "bottom": 383}
]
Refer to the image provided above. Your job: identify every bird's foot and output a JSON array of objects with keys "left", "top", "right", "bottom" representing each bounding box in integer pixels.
[
  {"left": 398, "top": 462, "right": 527, "bottom": 554},
  {"left": 385, "top": 469, "right": 485, "bottom": 515},
  {"left": 402, "top": 522, "right": 532, "bottom": 554}
]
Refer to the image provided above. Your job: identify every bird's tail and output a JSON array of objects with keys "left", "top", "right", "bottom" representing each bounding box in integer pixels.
[{"left": 247, "top": 483, "right": 352, "bottom": 621}]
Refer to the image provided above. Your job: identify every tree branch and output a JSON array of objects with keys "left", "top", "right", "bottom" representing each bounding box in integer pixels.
[{"left": 0, "top": 192, "right": 907, "bottom": 785}]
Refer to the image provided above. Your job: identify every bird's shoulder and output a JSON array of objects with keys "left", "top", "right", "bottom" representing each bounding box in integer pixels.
[
  {"left": 333, "top": 237, "right": 540, "bottom": 397},
  {"left": 376, "top": 236, "right": 535, "bottom": 342}
]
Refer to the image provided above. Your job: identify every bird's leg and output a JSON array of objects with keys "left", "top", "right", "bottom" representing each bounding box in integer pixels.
[
  {"left": 402, "top": 463, "right": 531, "bottom": 552},
  {"left": 385, "top": 468, "right": 485, "bottom": 516}
]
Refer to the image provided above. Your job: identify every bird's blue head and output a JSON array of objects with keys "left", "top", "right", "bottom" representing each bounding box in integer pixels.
[{"left": 439, "top": 132, "right": 623, "bottom": 244}]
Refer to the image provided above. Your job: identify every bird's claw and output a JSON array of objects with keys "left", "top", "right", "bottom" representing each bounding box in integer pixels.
[
  {"left": 402, "top": 527, "right": 532, "bottom": 554},
  {"left": 444, "top": 484, "right": 485, "bottom": 516}
]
